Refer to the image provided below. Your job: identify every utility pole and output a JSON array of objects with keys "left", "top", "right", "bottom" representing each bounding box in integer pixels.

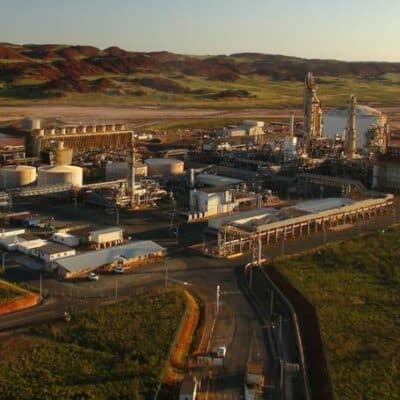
[
  {"left": 1, "top": 252, "right": 5, "bottom": 274},
  {"left": 115, "top": 207, "right": 120, "bottom": 226},
  {"left": 216, "top": 285, "right": 220, "bottom": 314},
  {"left": 270, "top": 290, "right": 274, "bottom": 316},
  {"left": 39, "top": 272, "right": 43, "bottom": 298}
]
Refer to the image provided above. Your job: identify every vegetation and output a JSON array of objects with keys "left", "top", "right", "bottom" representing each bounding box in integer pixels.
[
  {"left": 273, "top": 227, "right": 400, "bottom": 400},
  {"left": 0, "top": 279, "right": 25, "bottom": 302},
  {"left": 0, "top": 290, "right": 186, "bottom": 400},
  {"left": 1, "top": 43, "right": 400, "bottom": 107}
]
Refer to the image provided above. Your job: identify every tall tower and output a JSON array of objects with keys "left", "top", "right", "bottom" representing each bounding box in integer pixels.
[
  {"left": 130, "top": 130, "right": 136, "bottom": 208},
  {"left": 303, "top": 72, "right": 323, "bottom": 151},
  {"left": 345, "top": 95, "right": 357, "bottom": 159}
]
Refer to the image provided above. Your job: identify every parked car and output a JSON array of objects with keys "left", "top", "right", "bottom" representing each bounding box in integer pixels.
[
  {"left": 87, "top": 272, "right": 99, "bottom": 281},
  {"left": 114, "top": 266, "right": 124, "bottom": 274},
  {"left": 216, "top": 346, "right": 227, "bottom": 358}
]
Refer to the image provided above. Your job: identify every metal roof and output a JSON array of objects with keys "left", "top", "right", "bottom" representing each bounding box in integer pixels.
[
  {"left": 56, "top": 241, "right": 165, "bottom": 273},
  {"left": 89, "top": 226, "right": 123, "bottom": 235}
]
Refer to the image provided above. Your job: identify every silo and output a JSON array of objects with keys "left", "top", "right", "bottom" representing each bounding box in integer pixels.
[
  {"left": 145, "top": 158, "right": 184, "bottom": 176},
  {"left": 38, "top": 165, "right": 83, "bottom": 187},
  {"left": 53, "top": 142, "right": 73, "bottom": 165},
  {"left": 0, "top": 165, "right": 37, "bottom": 189}
]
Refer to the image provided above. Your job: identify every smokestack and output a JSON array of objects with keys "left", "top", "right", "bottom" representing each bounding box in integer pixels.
[
  {"left": 130, "top": 131, "right": 136, "bottom": 208},
  {"left": 290, "top": 113, "right": 295, "bottom": 137},
  {"left": 345, "top": 94, "right": 357, "bottom": 159}
]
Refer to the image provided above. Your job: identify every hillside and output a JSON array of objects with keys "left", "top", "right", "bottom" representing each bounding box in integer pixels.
[{"left": 1, "top": 43, "right": 400, "bottom": 107}]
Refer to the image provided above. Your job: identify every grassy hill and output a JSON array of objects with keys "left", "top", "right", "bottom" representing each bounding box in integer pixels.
[{"left": 1, "top": 43, "right": 400, "bottom": 107}]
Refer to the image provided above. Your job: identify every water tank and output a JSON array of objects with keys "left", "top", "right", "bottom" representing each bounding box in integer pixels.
[
  {"left": 0, "top": 165, "right": 37, "bottom": 189},
  {"left": 145, "top": 158, "right": 184, "bottom": 176},
  {"left": 38, "top": 165, "right": 83, "bottom": 187},
  {"left": 53, "top": 142, "right": 73, "bottom": 165}
]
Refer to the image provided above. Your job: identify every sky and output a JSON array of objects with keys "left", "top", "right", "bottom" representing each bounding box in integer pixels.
[{"left": 1, "top": 0, "right": 399, "bottom": 61}]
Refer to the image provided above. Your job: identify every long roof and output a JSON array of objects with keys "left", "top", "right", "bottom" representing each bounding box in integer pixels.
[{"left": 56, "top": 241, "right": 165, "bottom": 273}]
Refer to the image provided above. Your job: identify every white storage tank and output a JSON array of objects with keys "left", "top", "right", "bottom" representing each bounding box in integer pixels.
[
  {"left": 38, "top": 165, "right": 83, "bottom": 187},
  {"left": 145, "top": 158, "right": 184, "bottom": 176},
  {"left": 0, "top": 165, "right": 37, "bottom": 189}
]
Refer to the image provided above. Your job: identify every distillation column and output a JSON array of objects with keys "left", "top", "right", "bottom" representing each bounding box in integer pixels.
[
  {"left": 303, "top": 72, "right": 323, "bottom": 152},
  {"left": 345, "top": 94, "right": 357, "bottom": 159}
]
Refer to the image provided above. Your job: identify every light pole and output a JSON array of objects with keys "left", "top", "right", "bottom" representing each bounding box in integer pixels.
[
  {"left": 216, "top": 285, "right": 220, "bottom": 314},
  {"left": 1, "top": 252, "right": 5, "bottom": 274}
]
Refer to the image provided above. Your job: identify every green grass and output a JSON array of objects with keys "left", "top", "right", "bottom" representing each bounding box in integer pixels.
[
  {"left": 1, "top": 72, "right": 400, "bottom": 108},
  {"left": 272, "top": 227, "right": 400, "bottom": 400},
  {"left": 0, "top": 280, "right": 24, "bottom": 302},
  {"left": 0, "top": 290, "right": 185, "bottom": 400}
]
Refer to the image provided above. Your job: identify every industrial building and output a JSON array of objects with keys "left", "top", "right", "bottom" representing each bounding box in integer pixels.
[
  {"left": 26, "top": 124, "right": 132, "bottom": 157},
  {"left": 204, "top": 194, "right": 393, "bottom": 257},
  {"left": 88, "top": 227, "right": 123, "bottom": 249},
  {"left": 196, "top": 174, "right": 242, "bottom": 188},
  {"left": 145, "top": 158, "right": 184, "bottom": 176},
  {"left": 189, "top": 187, "right": 237, "bottom": 219},
  {"left": 56, "top": 240, "right": 166, "bottom": 279},
  {"left": 217, "top": 120, "right": 265, "bottom": 140},
  {"left": 33, "top": 243, "right": 76, "bottom": 263}
]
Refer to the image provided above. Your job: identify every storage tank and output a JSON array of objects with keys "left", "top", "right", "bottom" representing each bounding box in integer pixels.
[
  {"left": 53, "top": 142, "right": 73, "bottom": 165},
  {"left": 0, "top": 165, "right": 37, "bottom": 189},
  {"left": 38, "top": 165, "right": 83, "bottom": 187},
  {"left": 145, "top": 158, "right": 184, "bottom": 176},
  {"left": 106, "top": 162, "right": 147, "bottom": 181}
]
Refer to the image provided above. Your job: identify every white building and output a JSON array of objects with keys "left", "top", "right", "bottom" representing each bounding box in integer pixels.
[
  {"left": 323, "top": 104, "right": 387, "bottom": 149},
  {"left": 52, "top": 232, "right": 80, "bottom": 247},
  {"left": 16, "top": 239, "right": 48, "bottom": 255},
  {"left": 190, "top": 187, "right": 236, "bottom": 217},
  {"left": 88, "top": 227, "right": 123, "bottom": 249},
  {"left": 33, "top": 243, "right": 76, "bottom": 263},
  {"left": 56, "top": 240, "right": 165, "bottom": 279}
]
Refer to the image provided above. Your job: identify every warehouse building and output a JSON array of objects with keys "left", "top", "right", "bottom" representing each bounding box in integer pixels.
[
  {"left": 88, "top": 227, "right": 123, "bottom": 249},
  {"left": 56, "top": 241, "right": 165, "bottom": 279},
  {"left": 33, "top": 243, "right": 76, "bottom": 263}
]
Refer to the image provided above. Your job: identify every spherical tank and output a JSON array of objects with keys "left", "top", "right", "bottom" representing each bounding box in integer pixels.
[
  {"left": 38, "top": 165, "right": 83, "bottom": 187},
  {"left": 145, "top": 158, "right": 184, "bottom": 176},
  {"left": 0, "top": 165, "right": 37, "bottom": 189}
]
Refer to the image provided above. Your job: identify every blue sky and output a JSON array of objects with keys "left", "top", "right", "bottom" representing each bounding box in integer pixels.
[{"left": 1, "top": 0, "right": 399, "bottom": 61}]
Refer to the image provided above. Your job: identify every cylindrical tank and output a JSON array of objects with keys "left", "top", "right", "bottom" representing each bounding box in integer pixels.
[
  {"left": 53, "top": 143, "right": 73, "bottom": 165},
  {"left": 49, "top": 128, "right": 56, "bottom": 136},
  {"left": 60, "top": 128, "right": 66, "bottom": 135},
  {"left": 145, "top": 158, "right": 184, "bottom": 176},
  {"left": 0, "top": 165, "right": 37, "bottom": 189},
  {"left": 38, "top": 165, "right": 83, "bottom": 187},
  {"left": 71, "top": 127, "right": 77, "bottom": 134},
  {"left": 22, "top": 118, "right": 41, "bottom": 131},
  {"left": 106, "top": 162, "right": 147, "bottom": 181}
]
